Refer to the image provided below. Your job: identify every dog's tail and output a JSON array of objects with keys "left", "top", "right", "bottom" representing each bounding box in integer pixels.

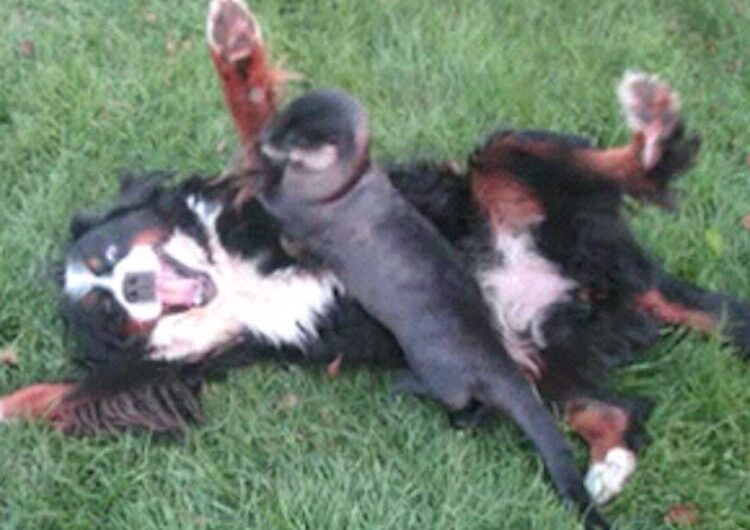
[
  {"left": 0, "top": 360, "right": 204, "bottom": 437},
  {"left": 635, "top": 272, "right": 750, "bottom": 358}
]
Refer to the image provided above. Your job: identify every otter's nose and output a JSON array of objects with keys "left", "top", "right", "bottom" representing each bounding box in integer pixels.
[{"left": 123, "top": 272, "right": 156, "bottom": 303}]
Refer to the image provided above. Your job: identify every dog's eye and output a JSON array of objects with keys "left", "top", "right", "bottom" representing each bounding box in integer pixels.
[{"left": 104, "top": 245, "right": 119, "bottom": 265}]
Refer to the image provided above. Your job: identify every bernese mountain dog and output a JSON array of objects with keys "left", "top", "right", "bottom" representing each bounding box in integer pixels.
[{"left": 2, "top": 0, "right": 749, "bottom": 515}]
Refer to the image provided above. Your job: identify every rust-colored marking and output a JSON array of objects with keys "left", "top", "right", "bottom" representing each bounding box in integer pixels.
[
  {"left": 565, "top": 398, "right": 631, "bottom": 463},
  {"left": 0, "top": 383, "right": 75, "bottom": 422},
  {"left": 472, "top": 169, "right": 545, "bottom": 231},
  {"left": 85, "top": 257, "right": 104, "bottom": 274},
  {"left": 326, "top": 355, "right": 343, "bottom": 379},
  {"left": 634, "top": 289, "right": 717, "bottom": 332},
  {"left": 470, "top": 134, "right": 547, "bottom": 231},
  {"left": 569, "top": 132, "right": 675, "bottom": 199},
  {"left": 131, "top": 227, "right": 165, "bottom": 247},
  {"left": 82, "top": 290, "right": 100, "bottom": 308},
  {"left": 572, "top": 140, "right": 645, "bottom": 185},
  {"left": 207, "top": 0, "right": 282, "bottom": 147},
  {"left": 120, "top": 318, "right": 155, "bottom": 338}
]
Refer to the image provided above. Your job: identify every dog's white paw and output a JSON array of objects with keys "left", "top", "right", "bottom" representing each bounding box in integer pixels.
[{"left": 584, "top": 447, "right": 638, "bottom": 505}]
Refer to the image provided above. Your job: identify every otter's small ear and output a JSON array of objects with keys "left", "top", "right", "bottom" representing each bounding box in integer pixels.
[{"left": 289, "top": 144, "right": 338, "bottom": 171}]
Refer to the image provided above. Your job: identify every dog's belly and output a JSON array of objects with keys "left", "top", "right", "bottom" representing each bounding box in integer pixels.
[{"left": 476, "top": 230, "right": 576, "bottom": 378}]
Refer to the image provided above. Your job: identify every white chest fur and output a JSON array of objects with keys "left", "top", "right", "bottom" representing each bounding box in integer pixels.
[
  {"left": 149, "top": 196, "right": 341, "bottom": 362},
  {"left": 476, "top": 230, "right": 576, "bottom": 378}
]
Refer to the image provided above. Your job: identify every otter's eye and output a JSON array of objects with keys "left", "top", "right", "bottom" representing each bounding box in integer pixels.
[{"left": 104, "top": 244, "right": 119, "bottom": 265}]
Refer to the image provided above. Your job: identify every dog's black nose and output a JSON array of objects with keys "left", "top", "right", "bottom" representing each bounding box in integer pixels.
[{"left": 123, "top": 272, "right": 156, "bottom": 303}]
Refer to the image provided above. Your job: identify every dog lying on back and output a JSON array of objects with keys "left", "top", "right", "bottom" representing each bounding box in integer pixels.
[{"left": 2, "top": 0, "right": 750, "bottom": 515}]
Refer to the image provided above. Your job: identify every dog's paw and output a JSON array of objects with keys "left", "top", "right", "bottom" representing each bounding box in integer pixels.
[
  {"left": 584, "top": 447, "right": 638, "bottom": 505},
  {"left": 616, "top": 71, "right": 700, "bottom": 207},
  {"left": 207, "top": 0, "right": 261, "bottom": 61},
  {"left": 618, "top": 71, "right": 683, "bottom": 170}
]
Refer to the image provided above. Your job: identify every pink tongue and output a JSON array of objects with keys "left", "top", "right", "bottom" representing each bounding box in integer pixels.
[{"left": 156, "top": 271, "right": 202, "bottom": 308}]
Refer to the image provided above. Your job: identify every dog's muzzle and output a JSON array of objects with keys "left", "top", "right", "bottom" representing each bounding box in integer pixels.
[{"left": 123, "top": 271, "right": 157, "bottom": 303}]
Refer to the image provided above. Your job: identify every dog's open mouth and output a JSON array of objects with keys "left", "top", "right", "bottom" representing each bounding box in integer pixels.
[{"left": 156, "top": 251, "right": 218, "bottom": 311}]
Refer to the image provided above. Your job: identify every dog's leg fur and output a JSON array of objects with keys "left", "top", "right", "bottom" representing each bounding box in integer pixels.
[
  {"left": 0, "top": 383, "right": 74, "bottom": 424},
  {"left": 571, "top": 71, "right": 700, "bottom": 207},
  {"left": 475, "top": 72, "right": 700, "bottom": 210},
  {"left": 207, "top": 0, "right": 282, "bottom": 147},
  {"left": 564, "top": 396, "right": 651, "bottom": 505},
  {"left": 636, "top": 273, "right": 750, "bottom": 357},
  {"left": 207, "top": 0, "right": 288, "bottom": 204},
  {"left": 0, "top": 361, "right": 205, "bottom": 436}
]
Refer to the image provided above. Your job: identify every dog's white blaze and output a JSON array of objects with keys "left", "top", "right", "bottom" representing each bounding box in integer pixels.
[
  {"left": 476, "top": 230, "right": 576, "bottom": 378},
  {"left": 584, "top": 447, "right": 638, "bottom": 505},
  {"left": 149, "top": 197, "right": 341, "bottom": 362}
]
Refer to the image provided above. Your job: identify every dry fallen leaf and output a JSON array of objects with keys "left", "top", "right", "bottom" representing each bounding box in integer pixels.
[
  {"left": 19, "top": 40, "right": 34, "bottom": 57},
  {"left": 664, "top": 503, "right": 700, "bottom": 526},
  {"left": 165, "top": 38, "right": 178, "bottom": 56},
  {"left": 727, "top": 59, "right": 742, "bottom": 74},
  {"left": 742, "top": 214, "right": 750, "bottom": 231},
  {"left": 277, "top": 393, "right": 299, "bottom": 410},
  {"left": 0, "top": 348, "right": 19, "bottom": 367},
  {"left": 143, "top": 12, "right": 158, "bottom": 24},
  {"left": 326, "top": 355, "right": 343, "bottom": 379}
]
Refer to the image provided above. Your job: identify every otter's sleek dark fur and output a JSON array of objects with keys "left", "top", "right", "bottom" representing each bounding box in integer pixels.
[{"left": 256, "top": 89, "right": 608, "bottom": 528}]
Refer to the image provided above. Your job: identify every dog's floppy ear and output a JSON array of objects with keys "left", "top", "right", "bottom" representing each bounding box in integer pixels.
[
  {"left": 0, "top": 359, "right": 205, "bottom": 437},
  {"left": 69, "top": 211, "right": 103, "bottom": 240},
  {"left": 116, "top": 169, "right": 174, "bottom": 209},
  {"left": 68, "top": 170, "right": 175, "bottom": 240}
]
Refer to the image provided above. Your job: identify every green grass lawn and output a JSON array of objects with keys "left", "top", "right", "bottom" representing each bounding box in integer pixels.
[{"left": 1, "top": 0, "right": 749, "bottom": 528}]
